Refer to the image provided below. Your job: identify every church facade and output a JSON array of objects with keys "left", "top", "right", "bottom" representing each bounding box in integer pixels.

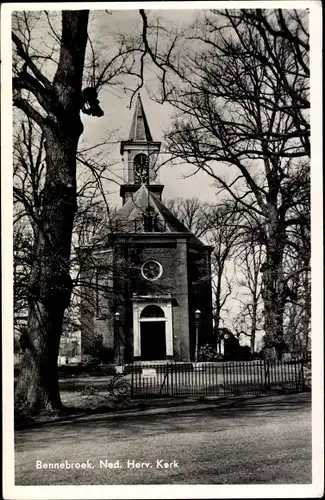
[{"left": 79, "top": 95, "right": 213, "bottom": 363}]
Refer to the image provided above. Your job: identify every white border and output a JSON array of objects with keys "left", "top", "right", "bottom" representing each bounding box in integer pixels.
[{"left": 1, "top": 1, "right": 323, "bottom": 499}]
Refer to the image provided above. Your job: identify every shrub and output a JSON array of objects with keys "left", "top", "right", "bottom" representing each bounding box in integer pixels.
[
  {"left": 251, "top": 351, "right": 263, "bottom": 360},
  {"left": 198, "top": 343, "right": 224, "bottom": 362},
  {"left": 78, "top": 385, "right": 98, "bottom": 396},
  {"left": 261, "top": 346, "right": 278, "bottom": 362}
]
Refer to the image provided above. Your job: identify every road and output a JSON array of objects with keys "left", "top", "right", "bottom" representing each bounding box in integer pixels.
[{"left": 15, "top": 393, "right": 311, "bottom": 485}]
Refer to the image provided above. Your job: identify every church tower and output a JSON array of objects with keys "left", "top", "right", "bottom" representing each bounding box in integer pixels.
[
  {"left": 120, "top": 94, "right": 164, "bottom": 204},
  {"left": 79, "top": 95, "right": 213, "bottom": 364}
]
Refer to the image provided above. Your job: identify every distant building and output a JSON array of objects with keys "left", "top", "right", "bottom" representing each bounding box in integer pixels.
[
  {"left": 78, "top": 95, "right": 213, "bottom": 363},
  {"left": 213, "top": 327, "right": 252, "bottom": 361}
]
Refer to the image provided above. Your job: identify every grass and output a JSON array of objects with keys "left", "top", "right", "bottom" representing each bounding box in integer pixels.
[
  {"left": 14, "top": 390, "right": 137, "bottom": 428},
  {"left": 14, "top": 389, "right": 196, "bottom": 428}
]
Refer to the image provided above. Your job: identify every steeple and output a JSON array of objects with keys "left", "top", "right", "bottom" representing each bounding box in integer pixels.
[
  {"left": 120, "top": 94, "right": 163, "bottom": 204},
  {"left": 128, "top": 94, "right": 153, "bottom": 141}
]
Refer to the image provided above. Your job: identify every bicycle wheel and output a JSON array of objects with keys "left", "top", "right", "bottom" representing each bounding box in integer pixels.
[{"left": 112, "top": 381, "right": 131, "bottom": 397}]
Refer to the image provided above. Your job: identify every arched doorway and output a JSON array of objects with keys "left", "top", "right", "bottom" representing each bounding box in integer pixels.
[{"left": 140, "top": 305, "right": 166, "bottom": 360}]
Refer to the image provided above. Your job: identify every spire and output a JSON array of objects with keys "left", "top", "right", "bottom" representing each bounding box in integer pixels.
[{"left": 128, "top": 94, "right": 153, "bottom": 141}]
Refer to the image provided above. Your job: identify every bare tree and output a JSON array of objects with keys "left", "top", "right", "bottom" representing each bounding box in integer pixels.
[
  {"left": 233, "top": 240, "right": 264, "bottom": 354},
  {"left": 165, "top": 197, "right": 212, "bottom": 239},
  {"left": 12, "top": 11, "right": 94, "bottom": 410},
  {"left": 12, "top": 9, "right": 157, "bottom": 409},
  {"left": 281, "top": 169, "right": 310, "bottom": 353},
  {"left": 141, "top": 8, "right": 310, "bottom": 358},
  {"left": 13, "top": 113, "right": 120, "bottom": 375},
  {"left": 165, "top": 196, "right": 243, "bottom": 335},
  {"left": 207, "top": 201, "right": 243, "bottom": 337}
]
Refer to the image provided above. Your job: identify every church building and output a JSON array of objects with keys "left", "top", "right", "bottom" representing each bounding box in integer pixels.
[{"left": 79, "top": 95, "right": 213, "bottom": 363}]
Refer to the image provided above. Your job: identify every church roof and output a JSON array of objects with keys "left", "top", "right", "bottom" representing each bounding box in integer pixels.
[
  {"left": 113, "top": 184, "right": 204, "bottom": 246},
  {"left": 128, "top": 94, "right": 153, "bottom": 142}
]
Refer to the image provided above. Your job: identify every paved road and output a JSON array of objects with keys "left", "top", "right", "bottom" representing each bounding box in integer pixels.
[{"left": 15, "top": 393, "right": 311, "bottom": 485}]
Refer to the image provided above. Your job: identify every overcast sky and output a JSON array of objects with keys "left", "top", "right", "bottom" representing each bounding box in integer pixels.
[
  {"left": 78, "top": 9, "right": 218, "bottom": 207},
  {"left": 81, "top": 87, "right": 217, "bottom": 206}
]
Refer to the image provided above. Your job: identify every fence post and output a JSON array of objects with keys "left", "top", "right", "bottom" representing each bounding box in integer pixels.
[
  {"left": 222, "top": 362, "right": 226, "bottom": 396},
  {"left": 213, "top": 363, "right": 216, "bottom": 396},
  {"left": 300, "top": 360, "right": 305, "bottom": 390},
  {"left": 131, "top": 363, "right": 134, "bottom": 397},
  {"left": 294, "top": 360, "right": 299, "bottom": 392},
  {"left": 264, "top": 361, "right": 270, "bottom": 391}
]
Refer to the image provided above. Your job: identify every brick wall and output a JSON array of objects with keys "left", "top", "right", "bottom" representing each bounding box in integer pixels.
[{"left": 80, "top": 235, "right": 213, "bottom": 363}]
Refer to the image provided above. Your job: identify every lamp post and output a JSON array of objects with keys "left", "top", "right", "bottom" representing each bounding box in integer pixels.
[
  {"left": 194, "top": 309, "right": 201, "bottom": 364},
  {"left": 114, "top": 311, "right": 121, "bottom": 365}
]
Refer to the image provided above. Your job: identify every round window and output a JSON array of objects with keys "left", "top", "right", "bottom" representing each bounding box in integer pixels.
[{"left": 141, "top": 260, "right": 163, "bottom": 281}]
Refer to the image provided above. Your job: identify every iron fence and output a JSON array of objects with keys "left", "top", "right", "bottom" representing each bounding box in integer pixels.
[{"left": 127, "top": 359, "right": 311, "bottom": 398}]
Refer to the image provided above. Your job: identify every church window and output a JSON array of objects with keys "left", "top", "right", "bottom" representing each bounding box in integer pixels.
[
  {"left": 140, "top": 305, "right": 165, "bottom": 318},
  {"left": 141, "top": 260, "right": 163, "bottom": 281},
  {"left": 134, "top": 153, "right": 149, "bottom": 184}
]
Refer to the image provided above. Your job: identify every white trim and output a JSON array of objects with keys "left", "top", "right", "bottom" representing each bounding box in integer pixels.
[
  {"left": 121, "top": 143, "right": 161, "bottom": 152},
  {"left": 132, "top": 294, "right": 172, "bottom": 301},
  {"left": 140, "top": 317, "right": 167, "bottom": 322},
  {"left": 141, "top": 260, "right": 163, "bottom": 281},
  {"left": 165, "top": 302, "right": 173, "bottom": 357},
  {"left": 132, "top": 299, "right": 173, "bottom": 360},
  {"left": 133, "top": 302, "right": 141, "bottom": 357}
]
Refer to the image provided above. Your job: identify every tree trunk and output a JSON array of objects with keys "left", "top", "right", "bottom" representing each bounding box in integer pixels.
[
  {"left": 14, "top": 10, "right": 89, "bottom": 410},
  {"left": 15, "top": 304, "right": 64, "bottom": 409},
  {"left": 214, "top": 272, "right": 222, "bottom": 331},
  {"left": 262, "top": 210, "right": 286, "bottom": 360},
  {"left": 250, "top": 297, "right": 257, "bottom": 354},
  {"left": 15, "top": 129, "right": 82, "bottom": 410},
  {"left": 301, "top": 268, "right": 311, "bottom": 352}
]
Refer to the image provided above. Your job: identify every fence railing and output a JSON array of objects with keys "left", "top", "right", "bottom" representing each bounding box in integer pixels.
[
  {"left": 114, "top": 218, "right": 167, "bottom": 233},
  {"left": 127, "top": 360, "right": 311, "bottom": 398}
]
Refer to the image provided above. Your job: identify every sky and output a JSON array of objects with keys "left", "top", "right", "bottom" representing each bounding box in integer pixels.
[
  {"left": 79, "top": 9, "right": 217, "bottom": 208},
  {"left": 10, "top": 8, "right": 242, "bottom": 208},
  {"left": 80, "top": 87, "right": 217, "bottom": 207}
]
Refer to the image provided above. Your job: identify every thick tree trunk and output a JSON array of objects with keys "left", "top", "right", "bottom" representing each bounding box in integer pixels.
[
  {"left": 15, "top": 129, "right": 81, "bottom": 410},
  {"left": 14, "top": 10, "right": 89, "bottom": 410},
  {"left": 262, "top": 210, "right": 286, "bottom": 360},
  {"left": 15, "top": 304, "right": 64, "bottom": 409}
]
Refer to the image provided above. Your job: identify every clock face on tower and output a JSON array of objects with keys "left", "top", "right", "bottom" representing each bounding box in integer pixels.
[{"left": 134, "top": 154, "right": 149, "bottom": 184}]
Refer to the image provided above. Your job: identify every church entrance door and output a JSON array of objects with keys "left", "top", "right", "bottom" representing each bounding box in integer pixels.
[{"left": 140, "top": 321, "right": 166, "bottom": 361}]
